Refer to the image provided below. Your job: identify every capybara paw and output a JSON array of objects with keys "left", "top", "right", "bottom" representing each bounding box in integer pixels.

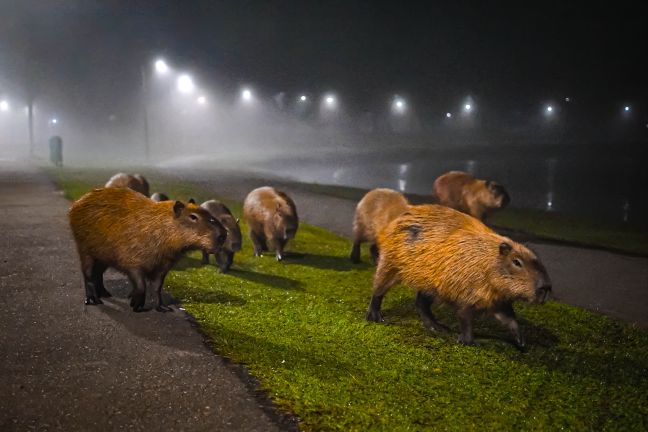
[
  {"left": 84, "top": 296, "right": 103, "bottom": 305},
  {"left": 365, "top": 310, "right": 384, "bottom": 323},
  {"left": 276, "top": 254, "right": 283, "bottom": 262},
  {"left": 514, "top": 339, "right": 527, "bottom": 352}
]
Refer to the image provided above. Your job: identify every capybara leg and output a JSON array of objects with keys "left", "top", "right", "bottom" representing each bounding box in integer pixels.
[
  {"left": 92, "top": 261, "right": 111, "bottom": 298},
  {"left": 272, "top": 238, "right": 285, "bottom": 261},
  {"left": 493, "top": 302, "right": 525, "bottom": 351},
  {"left": 415, "top": 291, "right": 447, "bottom": 332},
  {"left": 152, "top": 271, "right": 172, "bottom": 312},
  {"left": 369, "top": 244, "right": 380, "bottom": 265},
  {"left": 128, "top": 271, "right": 147, "bottom": 312},
  {"left": 250, "top": 231, "right": 265, "bottom": 257},
  {"left": 201, "top": 250, "right": 210, "bottom": 265},
  {"left": 457, "top": 307, "right": 475, "bottom": 346},
  {"left": 216, "top": 251, "right": 234, "bottom": 273},
  {"left": 81, "top": 256, "right": 102, "bottom": 305},
  {"left": 349, "top": 241, "right": 361, "bottom": 263},
  {"left": 366, "top": 263, "right": 399, "bottom": 323}
]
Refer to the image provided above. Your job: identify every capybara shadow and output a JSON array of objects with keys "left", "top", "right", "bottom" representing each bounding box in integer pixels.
[
  {"left": 228, "top": 269, "right": 303, "bottom": 290},
  {"left": 287, "top": 253, "right": 371, "bottom": 271},
  {"left": 174, "top": 255, "right": 209, "bottom": 271},
  {"left": 188, "top": 290, "right": 247, "bottom": 306}
]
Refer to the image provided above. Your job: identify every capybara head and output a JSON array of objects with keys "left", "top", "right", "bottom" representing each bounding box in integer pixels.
[
  {"left": 274, "top": 202, "right": 298, "bottom": 241},
  {"left": 150, "top": 192, "right": 169, "bottom": 202},
  {"left": 224, "top": 216, "right": 243, "bottom": 252},
  {"left": 497, "top": 241, "right": 551, "bottom": 303},
  {"left": 485, "top": 180, "right": 510, "bottom": 209},
  {"left": 173, "top": 201, "right": 227, "bottom": 253}
]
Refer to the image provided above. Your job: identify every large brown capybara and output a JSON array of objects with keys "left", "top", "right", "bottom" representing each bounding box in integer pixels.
[
  {"left": 200, "top": 200, "right": 242, "bottom": 273},
  {"left": 69, "top": 187, "right": 226, "bottom": 311},
  {"left": 243, "top": 186, "right": 298, "bottom": 261},
  {"left": 350, "top": 188, "right": 409, "bottom": 264},
  {"left": 105, "top": 172, "right": 150, "bottom": 197},
  {"left": 366, "top": 204, "right": 551, "bottom": 350},
  {"left": 432, "top": 171, "right": 510, "bottom": 220}
]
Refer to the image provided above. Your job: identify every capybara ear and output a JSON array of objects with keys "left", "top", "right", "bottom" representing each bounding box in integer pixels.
[
  {"left": 173, "top": 201, "right": 185, "bottom": 218},
  {"left": 188, "top": 198, "right": 196, "bottom": 205},
  {"left": 499, "top": 242, "right": 512, "bottom": 256}
]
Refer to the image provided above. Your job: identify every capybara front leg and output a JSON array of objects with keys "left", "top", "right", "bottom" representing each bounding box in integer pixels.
[
  {"left": 366, "top": 263, "right": 399, "bottom": 323},
  {"left": 201, "top": 250, "right": 211, "bottom": 265},
  {"left": 81, "top": 256, "right": 102, "bottom": 305},
  {"left": 272, "top": 238, "right": 285, "bottom": 261},
  {"left": 152, "top": 271, "right": 172, "bottom": 312},
  {"left": 415, "top": 291, "right": 447, "bottom": 332},
  {"left": 92, "top": 261, "right": 110, "bottom": 298},
  {"left": 349, "top": 241, "right": 361, "bottom": 263},
  {"left": 128, "top": 271, "right": 147, "bottom": 312},
  {"left": 457, "top": 307, "right": 475, "bottom": 346},
  {"left": 216, "top": 250, "right": 234, "bottom": 273},
  {"left": 250, "top": 231, "right": 265, "bottom": 257},
  {"left": 493, "top": 302, "right": 525, "bottom": 351}
]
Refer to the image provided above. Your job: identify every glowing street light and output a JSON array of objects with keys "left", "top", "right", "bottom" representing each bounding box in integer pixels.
[
  {"left": 197, "top": 95, "right": 207, "bottom": 105},
  {"left": 50, "top": 118, "right": 58, "bottom": 125},
  {"left": 546, "top": 105, "right": 554, "bottom": 113},
  {"left": 392, "top": 97, "right": 406, "bottom": 114},
  {"left": 446, "top": 112, "right": 452, "bottom": 118},
  {"left": 176, "top": 74, "right": 195, "bottom": 94},
  {"left": 0, "top": 100, "right": 8, "bottom": 112},
  {"left": 154, "top": 59, "right": 169, "bottom": 75},
  {"left": 324, "top": 94, "right": 337, "bottom": 109},
  {"left": 241, "top": 88, "right": 253, "bottom": 102},
  {"left": 624, "top": 106, "right": 630, "bottom": 112},
  {"left": 299, "top": 95, "right": 307, "bottom": 102},
  {"left": 464, "top": 103, "right": 472, "bottom": 112}
]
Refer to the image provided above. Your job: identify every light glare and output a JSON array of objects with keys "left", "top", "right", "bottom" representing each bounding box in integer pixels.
[
  {"left": 242, "top": 88, "right": 252, "bottom": 102},
  {"left": 176, "top": 74, "right": 195, "bottom": 94},
  {"left": 446, "top": 112, "right": 452, "bottom": 118},
  {"left": 624, "top": 106, "right": 630, "bottom": 112},
  {"left": 464, "top": 103, "right": 472, "bottom": 112},
  {"left": 197, "top": 95, "right": 207, "bottom": 105},
  {"left": 546, "top": 105, "right": 553, "bottom": 113},
  {"left": 300, "top": 95, "right": 307, "bottom": 102},
  {"left": 154, "top": 59, "right": 169, "bottom": 74},
  {"left": 0, "top": 100, "right": 8, "bottom": 112}
]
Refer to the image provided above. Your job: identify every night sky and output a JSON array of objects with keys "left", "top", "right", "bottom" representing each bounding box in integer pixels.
[{"left": 1, "top": 0, "right": 646, "bottom": 120}]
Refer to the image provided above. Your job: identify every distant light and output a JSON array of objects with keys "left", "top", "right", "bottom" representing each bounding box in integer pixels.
[
  {"left": 546, "top": 105, "right": 553, "bottom": 113},
  {"left": 323, "top": 94, "right": 337, "bottom": 110},
  {"left": 565, "top": 97, "right": 570, "bottom": 102},
  {"left": 464, "top": 103, "right": 472, "bottom": 112},
  {"left": 392, "top": 97, "right": 406, "bottom": 114},
  {"left": 446, "top": 112, "right": 452, "bottom": 118},
  {"left": 0, "top": 100, "right": 8, "bottom": 112},
  {"left": 176, "top": 74, "right": 195, "bottom": 94},
  {"left": 300, "top": 95, "right": 307, "bottom": 102},
  {"left": 154, "top": 59, "right": 169, "bottom": 75},
  {"left": 197, "top": 95, "right": 207, "bottom": 105},
  {"left": 624, "top": 106, "right": 630, "bottom": 112},
  {"left": 326, "top": 95, "right": 335, "bottom": 105},
  {"left": 241, "top": 88, "right": 253, "bottom": 102},
  {"left": 50, "top": 118, "right": 58, "bottom": 125}
]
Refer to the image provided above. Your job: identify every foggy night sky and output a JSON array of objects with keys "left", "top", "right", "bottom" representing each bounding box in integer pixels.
[{"left": 0, "top": 0, "right": 646, "bottom": 121}]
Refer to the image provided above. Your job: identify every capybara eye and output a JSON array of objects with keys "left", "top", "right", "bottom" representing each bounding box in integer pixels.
[
  {"left": 189, "top": 213, "right": 198, "bottom": 221},
  {"left": 513, "top": 258, "right": 523, "bottom": 268},
  {"left": 208, "top": 217, "right": 218, "bottom": 225}
]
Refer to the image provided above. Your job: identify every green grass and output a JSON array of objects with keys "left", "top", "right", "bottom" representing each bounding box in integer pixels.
[{"left": 50, "top": 168, "right": 648, "bottom": 431}]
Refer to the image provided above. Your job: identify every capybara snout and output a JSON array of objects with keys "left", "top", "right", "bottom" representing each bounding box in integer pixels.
[
  {"left": 488, "top": 181, "right": 510, "bottom": 209},
  {"left": 177, "top": 204, "right": 227, "bottom": 254}
]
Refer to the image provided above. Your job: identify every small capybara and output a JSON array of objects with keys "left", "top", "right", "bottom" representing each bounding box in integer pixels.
[
  {"left": 366, "top": 204, "right": 551, "bottom": 350},
  {"left": 350, "top": 188, "right": 409, "bottom": 264},
  {"left": 243, "top": 186, "right": 298, "bottom": 261},
  {"left": 105, "top": 172, "right": 150, "bottom": 197},
  {"left": 200, "top": 200, "right": 242, "bottom": 273},
  {"left": 150, "top": 192, "right": 169, "bottom": 202},
  {"left": 69, "top": 187, "right": 226, "bottom": 311},
  {"left": 433, "top": 171, "right": 510, "bottom": 220}
]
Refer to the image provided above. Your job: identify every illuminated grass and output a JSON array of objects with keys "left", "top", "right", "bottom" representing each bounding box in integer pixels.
[{"left": 51, "top": 168, "right": 648, "bottom": 431}]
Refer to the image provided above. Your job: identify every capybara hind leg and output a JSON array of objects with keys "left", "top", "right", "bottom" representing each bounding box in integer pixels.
[
  {"left": 201, "top": 250, "right": 210, "bottom": 265},
  {"left": 366, "top": 264, "right": 399, "bottom": 323},
  {"left": 493, "top": 302, "right": 525, "bottom": 351},
  {"left": 272, "top": 238, "right": 285, "bottom": 261},
  {"left": 369, "top": 244, "right": 380, "bottom": 265},
  {"left": 128, "top": 271, "right": 147, "bottom": 312},
  {"left": 349, "top": 240, "right": 361, "bottom": 263},
  {"left": 250, "top": 231, "right": 265, "bottom": 257},
  {"left": 457, "top": 307, "right": 476, "bottom": 346},
  {"left": 81, "top": 256, "right": 102, "bottom": 305},
  {"left": 92, "top": 261, "right": 111, "bottom": 298},
  {"left": 415, "top": 291, "right": 448, "bottom": 332},
  {"left": 216, "top": 250, "right": 234, "bottom": 273},
  {"left": 152, "top": 271, "right": 172, "bottom": 312}
]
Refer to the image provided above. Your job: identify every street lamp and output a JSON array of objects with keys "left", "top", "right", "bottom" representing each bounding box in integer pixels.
[
  {"left": 446, "top": 112, "right": 452, "bottom": 118},
  {"left": 324, "top": 94, "right": 336, "bottom": 109},
  {"left": 154, "top": 59, "right": 169, "bottom": 75},
  {"left": 176, "top": 74, "right": 195, "bottom": 94},
  {"left": 624, "top": 106, "right": 630, "bottom": 112},
  {"left": 0, "top": 100, "right": 8, "bottom": 112},
  {"left": 392, "top": 97, "right": 406, "bottom": 114},
  {"left": 241, "top": 88, "right": 253, "bottom": 102},
  {"left": 546, "top": 105, "right": 554, "bottom": 113},
  {"left": 50, "top": 118, "right": 58, "bottom": 125},
  {"left": 299, "top": 95, "right": 307, "bottom": 102},
  {"left": 197, "top": 95, "right": 207, "bottom": 105},
  {"left": 464, "top": 103, "right": 472, "bottom": 112}
]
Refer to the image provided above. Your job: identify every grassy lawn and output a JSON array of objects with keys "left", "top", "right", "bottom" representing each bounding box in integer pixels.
[{"left": 50, "top": 168, "right": 648, "bottom": 431}]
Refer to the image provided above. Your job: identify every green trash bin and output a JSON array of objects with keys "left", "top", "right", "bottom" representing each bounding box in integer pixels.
[{"left": 49, "top": 136, "right": 63, "bottom": 167}]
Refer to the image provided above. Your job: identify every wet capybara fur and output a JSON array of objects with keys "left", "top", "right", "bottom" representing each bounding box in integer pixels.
[
  {"left": 350, "top": 188, "right": 409, "bottom": 264},
  {"left": 366, "top": 204, "right": 551, "bottom": 350},
  {"left": 433, "top": 171, "right": 510, "bottom": 220},
  {"left": 200, "top": 200, "right": 242, "bottom": 273},
  {"left": 69, "top": 187, "right": 226, "bottom": 311},
  {"left": 150, "top": 192, "right": 169, "bottom": 202},
  {"left": 243, "top": 186, "right": 298, "bottom": 261},
  {"left": 105, "top": 173, "right": 150, "bottom": 197}
]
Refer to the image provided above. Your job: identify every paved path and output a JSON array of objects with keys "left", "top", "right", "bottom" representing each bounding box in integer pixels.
[
  {"left": 172, "top": 167, "right": 648, "bottom": 329},
  {"left": 0, "top": 162, "right": 287, "bottom": 431}
]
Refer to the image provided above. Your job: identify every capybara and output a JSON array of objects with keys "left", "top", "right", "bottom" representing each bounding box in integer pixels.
[
  {"left": 150, "top": 192, "right": 169, "bottom": 202},
  {"left": 105, "top": 173, "right": 150, "bottom": 197},
  {"left": 366, "top": 204, "right": 551, "bottom": 350},
  {"left": 350, "top": 188, "right": 409, "bottom": 264},
  {"left": 200, "top": 200, "right": 242, "bottom": 273},
  {"left": 243, "top": 186, "right": 298, "bottom": 261},
  {"left": 433, "top": 171, "right": 510, "bottom": 220},
  {"left": 69, "top": 187, "right": 226, "bottom": 311}
]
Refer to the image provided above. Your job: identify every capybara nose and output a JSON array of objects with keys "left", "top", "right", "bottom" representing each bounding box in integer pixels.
[{"left": 535, "top": 284, "right": 551, "bottom": 303}]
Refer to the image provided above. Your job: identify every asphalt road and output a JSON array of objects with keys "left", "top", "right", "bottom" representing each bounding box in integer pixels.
[{"left": 0, "top": 162, "right": 291, "bottom": 431}]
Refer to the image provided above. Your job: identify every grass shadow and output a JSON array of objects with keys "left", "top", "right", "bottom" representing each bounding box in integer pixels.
[
  {"left": 228, "top": 268, "right": 303, "bottom": 291},
  {"left": 285, "top": 252, "right": 372, "bottom": 271}
]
